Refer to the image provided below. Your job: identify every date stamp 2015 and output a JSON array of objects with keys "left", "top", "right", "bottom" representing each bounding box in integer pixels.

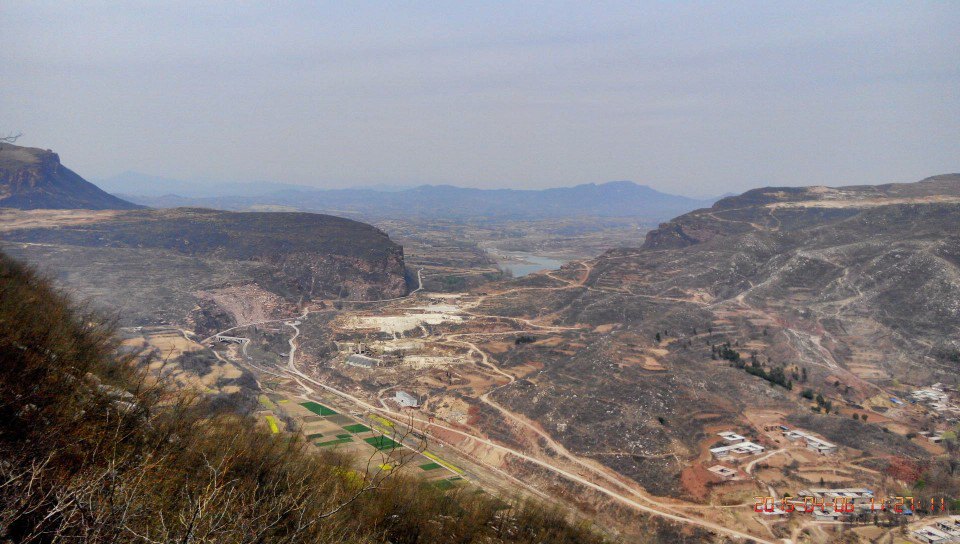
[{"left": 754, "top": 496, "right": 949, "bottom": 514}]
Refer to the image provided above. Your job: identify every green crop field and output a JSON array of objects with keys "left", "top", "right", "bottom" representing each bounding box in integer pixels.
[
  {"left": 418, "top": 462, "right": 443, "bottom": 471},
  {"left": 315, "top": 437, "right": 352, "bottom": 448},
  {"left": 342, "top": 423, "right": 371, "bottom": 433},
  {"left": 364, "top": 435, "right": 402, "bottom": 451},
  {"left": 301, "top": 401, "right": 337, "bottom": 416},
  {"left": 306, "top": 432, "right": 324, "bottom": 439}
]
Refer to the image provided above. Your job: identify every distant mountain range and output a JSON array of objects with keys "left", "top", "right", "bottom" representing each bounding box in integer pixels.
[
  {"left": 105, "top": 173, "right": 716, "bottom": 223},
  {"left": 0, "top": 144, "right": 140, "bottom": 210},
  {"left": 0, "top": 144, "right": 714, "bottom": 223}
]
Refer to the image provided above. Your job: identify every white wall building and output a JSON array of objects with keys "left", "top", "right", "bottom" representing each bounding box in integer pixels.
[
  {"left": 707, "top": 465, "right": 738, "bottom": 480},
  {"left": 394, "top": 390, "right": 420, "bottom": 408},
  {"left": 783, "top": 429, "right": 837, "bottom": 454},
  {"left": 798, "top": 488, "right": 874, "bottom": 507},
  {"left": 710, "top": 441, "right": 764, "bottom": 459},
  {"left": 346, "top": 354, "right": 380, "bottom": 368},
  {"left": 717, "top": 431, "right": 746, "bottom": 443}
]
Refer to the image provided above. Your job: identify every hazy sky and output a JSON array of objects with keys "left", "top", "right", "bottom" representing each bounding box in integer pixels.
[{"left": 2, "top": 2, "right": 958, "bottom": 196}]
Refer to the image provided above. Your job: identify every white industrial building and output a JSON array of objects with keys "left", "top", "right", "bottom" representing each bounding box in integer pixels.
[
  {"left": 394, "top": 391, "right": 420, "bottom": 408},
  {"left": 346, "top": 354, "right": 381, "bottom": 368}
]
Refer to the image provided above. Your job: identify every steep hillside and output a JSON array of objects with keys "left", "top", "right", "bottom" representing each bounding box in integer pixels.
[
  {"left": 485, "top": 175, "right": 960, "bottom": 497},
  {"left": 0, "top": 144, "right": 141, "bottom": 210},
  {"left": 0, "top": 207, "right": 408, "bottom": 327}
]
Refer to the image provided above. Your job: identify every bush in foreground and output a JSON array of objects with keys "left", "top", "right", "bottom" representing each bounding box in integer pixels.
[{"left": 0, "top": 251, "right": 606, "bottom": 544}]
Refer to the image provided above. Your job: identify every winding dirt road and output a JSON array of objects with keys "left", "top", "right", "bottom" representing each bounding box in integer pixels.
[{"left": 211, "top": 309, "right": 776, "bottom": 544}]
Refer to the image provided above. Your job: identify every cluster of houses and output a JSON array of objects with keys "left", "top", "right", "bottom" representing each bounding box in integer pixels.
[
  {"left": 913, "top": 516, "right": 960, "bottom": 543},
  {"left": 796, "top": 488, "right": 875, "bottom": 508},
  {"left": 756, "top": 488, "right": 877, "bottom": 521},
  {"left": 913, "top": 384, "right": 952, "bottom": 408},
  {"left": 710, "top": 431, "right": 766, "bottom": 459},
  {"left": 782, "top": 428, "right": 838, "bottom": 455},
  {"left": 756, "top": 488, "right": 877, "bottom": 520},
  {"left": 912, "top": 384, "right": 959, "bottom": 420},
  {"left": 339, "top": 345, "right": 424, "bottom": 409},
  {"left": 790, "top": 488, "right": 874, "bottom": 520}
]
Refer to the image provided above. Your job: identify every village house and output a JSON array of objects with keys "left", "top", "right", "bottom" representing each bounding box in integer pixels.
[
  {"left": 707, "top": 465, "right": 739, "bottom": 481},
  {"left": 710, "top": 441, "right": 764, "bottom": 459}
]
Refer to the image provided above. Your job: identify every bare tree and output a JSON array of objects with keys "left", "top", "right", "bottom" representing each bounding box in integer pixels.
[{"left": 1, "top": 131, "right": 22, "bottom": 143}]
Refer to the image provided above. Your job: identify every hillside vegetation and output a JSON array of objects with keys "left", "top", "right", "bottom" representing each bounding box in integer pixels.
[{"left": 0, "top": 250, "right": 606, "bottom": 544}]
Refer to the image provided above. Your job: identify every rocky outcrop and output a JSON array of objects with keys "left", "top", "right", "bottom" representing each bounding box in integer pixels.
[
  {"left": 0, "top": 144, "right": 141, "bottom": 210},
  {"left": 0, "top": 208, "right": 409, "bottom": 302}
]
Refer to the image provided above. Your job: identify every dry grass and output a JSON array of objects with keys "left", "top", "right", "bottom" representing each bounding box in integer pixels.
[{"left": 0, "top": 250, "right": 609, "bottom": 544}]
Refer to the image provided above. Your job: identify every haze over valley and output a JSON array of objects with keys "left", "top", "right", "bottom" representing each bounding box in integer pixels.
[{"left": 2, "top": 3, "right": 959, "bottom": 544}]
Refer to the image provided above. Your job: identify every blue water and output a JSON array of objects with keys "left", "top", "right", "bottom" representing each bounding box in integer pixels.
[{"left": 500, "top": 253, "right": 565, "bottom": 277}]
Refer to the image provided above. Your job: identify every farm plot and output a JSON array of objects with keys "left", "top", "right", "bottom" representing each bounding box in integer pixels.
[
  {"left": 301, "top": 401, "right": 337, "bottom": 416},
  {"left": 315, "top": 437, "right": 353, "bottom": 448},
  {"left": 343, "top": 423, "right": 372, "bottom": 433},
  {"left": 364, "top": 435, "right": 403, "bottom": 451}
]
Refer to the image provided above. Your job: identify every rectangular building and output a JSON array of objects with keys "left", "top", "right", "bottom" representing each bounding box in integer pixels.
[
  {"left": 717, "top": 431, "right": 746, "bottom": 443},
  {"left": 710, "top": 440, "right": 764, "bottom": 459},
  {"left": 394, "top": 390, "right": 420, "bottom": 408},
  {"left": 346, "top": 354, "right": 381, "bottom": 368},
  {"left": 707, "top": 465, "right": 738, "bottom": 480}
]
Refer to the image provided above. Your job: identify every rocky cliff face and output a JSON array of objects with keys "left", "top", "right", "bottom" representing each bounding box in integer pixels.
[
  {"left": 266, "top": 248, "right": 408, "bottom": 301},
  {"left": 0, "top": 144, "right": 141, "bottom": 210},
  {"left": 0, "top": 208, "right": 407, "bottom": 303}
]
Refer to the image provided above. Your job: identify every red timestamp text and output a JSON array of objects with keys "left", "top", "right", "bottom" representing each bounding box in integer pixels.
[{"left": 754, "top": 496, "right": 949, "bottom": 514}]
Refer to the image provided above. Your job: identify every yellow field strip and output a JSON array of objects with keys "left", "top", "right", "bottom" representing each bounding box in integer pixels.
[
  {"left": 423, "top": 451, "right": 465, "bottom": 475},
  {"left": 368, "top": 414, "right": 394, "bottom": 427},
  {"left": 265, "top": 415, "right": 280, "bottom": 434}
]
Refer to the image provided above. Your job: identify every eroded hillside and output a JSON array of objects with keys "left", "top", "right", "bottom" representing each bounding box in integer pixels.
[
  {"left": 0, "top": 207, "right": 408, "bottom": 328},
  {"left": 481, "top": 175, "right": 960, "bottom": 498}
]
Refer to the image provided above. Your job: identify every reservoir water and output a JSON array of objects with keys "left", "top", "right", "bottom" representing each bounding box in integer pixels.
[{"left": 498, "top": 253, "right": 565, "bottom": 277}]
